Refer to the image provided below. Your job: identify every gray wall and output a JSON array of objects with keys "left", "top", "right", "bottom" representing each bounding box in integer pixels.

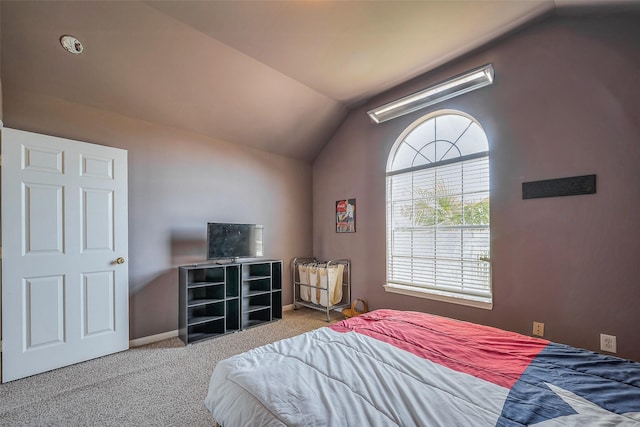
[
  {"left": 313, "top": 11, "right": 640, "bottom": 361},
  {"left": 1, "top": 93, "right": 312, "bottom": 340}
]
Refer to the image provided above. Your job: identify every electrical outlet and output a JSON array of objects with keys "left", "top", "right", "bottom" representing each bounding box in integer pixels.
[
  {"left": 533, "top": 321, "right": 544, "bottom": 337},
  {"left": 600, "top": 334, "right": 617, "bottom": 353}
]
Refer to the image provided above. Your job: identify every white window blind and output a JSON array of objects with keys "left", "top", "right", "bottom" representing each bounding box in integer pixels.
[{"left": 385, "top": 112, "right": 491, "bottom": 307}]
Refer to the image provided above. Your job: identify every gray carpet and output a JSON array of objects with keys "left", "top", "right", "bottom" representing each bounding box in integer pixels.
[{"left": 0, "top": 308, "right": 340, "bottom": 426}]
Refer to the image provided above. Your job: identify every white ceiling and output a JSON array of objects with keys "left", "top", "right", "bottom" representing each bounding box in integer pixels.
[{"left": 1, "top": 1, "right": 634, "bottom": 161}]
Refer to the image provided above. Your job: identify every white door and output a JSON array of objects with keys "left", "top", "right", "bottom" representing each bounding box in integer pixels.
[{"left": 1, "top": 128, "right": 129, "bottom": 382}]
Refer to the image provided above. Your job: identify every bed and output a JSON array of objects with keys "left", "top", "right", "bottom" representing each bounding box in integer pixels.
[{"left": 204, "top": 309, "right": 640, "bottom": 426}]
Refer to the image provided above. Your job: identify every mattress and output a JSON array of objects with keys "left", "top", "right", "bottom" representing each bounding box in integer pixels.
[{"left": 204, "top": 309, "right": 640, "bottom": 426}]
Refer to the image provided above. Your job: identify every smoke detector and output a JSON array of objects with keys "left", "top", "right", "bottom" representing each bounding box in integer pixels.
[{"left": 60, "top": 35, "right": 83, "bottom": 54}]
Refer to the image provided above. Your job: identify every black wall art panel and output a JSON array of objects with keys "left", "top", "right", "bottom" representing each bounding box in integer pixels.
[{"left": 522, "top": 175, "right": 596, "bottom": 200}]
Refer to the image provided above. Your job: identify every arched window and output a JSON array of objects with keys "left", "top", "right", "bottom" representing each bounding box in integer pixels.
[{"left": 385, "top": 110, "right": 491, "bottom": 308}]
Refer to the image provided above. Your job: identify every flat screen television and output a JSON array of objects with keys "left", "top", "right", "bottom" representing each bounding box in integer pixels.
[{"left": 207, "top": 223, "right": 264, "bottom": 260}]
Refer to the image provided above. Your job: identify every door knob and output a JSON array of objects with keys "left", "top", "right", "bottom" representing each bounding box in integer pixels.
[{"left": 116, "top": 257, "right": 126, "bottom": 264}]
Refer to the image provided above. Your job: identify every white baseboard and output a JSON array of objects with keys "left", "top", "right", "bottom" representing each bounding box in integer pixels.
[
  {"left": 282, "top": 304, "right": 294, "bottom": 312},
  {"left": 129, "top": 330, "right": 179, "bottom": 348}
]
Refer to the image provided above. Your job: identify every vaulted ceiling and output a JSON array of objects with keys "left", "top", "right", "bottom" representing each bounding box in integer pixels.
[{"left": 1, "top": 1, "right": 633, "bottom": 161}]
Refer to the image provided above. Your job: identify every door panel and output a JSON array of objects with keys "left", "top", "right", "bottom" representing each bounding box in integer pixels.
[
  {"left": 2, "top": 127, "right": 129, "bottom": 382},
  {"left": 82, "top": 271, "right": 116, "bottom": 336},
  {"left": 22, "top": 145, "right": 63, "bottom": 174},
  {"left": 81, "top": 188, "right": 114, "bottom": 252},
  {"left": 24, "top": 183, "right": 65, "bottom": 254},
  {"left": 24, "top": 275, "right": 66, "bottom": 349},
  {"left": 80, "top": 154, "right": 114, "bottom": 179}
]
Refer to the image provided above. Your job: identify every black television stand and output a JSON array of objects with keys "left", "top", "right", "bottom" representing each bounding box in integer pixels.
[{"left": 178, "top": 259, "right": 282, "bottom": 344}]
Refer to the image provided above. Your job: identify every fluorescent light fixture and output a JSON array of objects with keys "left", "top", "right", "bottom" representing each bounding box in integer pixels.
[{"left": 367, "top": 64, "right": 494, "bottom": 124}]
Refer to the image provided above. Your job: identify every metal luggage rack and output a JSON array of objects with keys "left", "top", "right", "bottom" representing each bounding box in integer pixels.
[{"left": 291, "top": 257, "right": 351, "bottom": 322}]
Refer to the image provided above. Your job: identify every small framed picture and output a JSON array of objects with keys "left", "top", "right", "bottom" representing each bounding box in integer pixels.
[{"left": 336, "top": 199, "right": 356, "bottom": 233}]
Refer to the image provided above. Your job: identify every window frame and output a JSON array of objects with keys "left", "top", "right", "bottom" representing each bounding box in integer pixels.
[{"left": 384, "top": 109, "right": 492, "bottom": 310}]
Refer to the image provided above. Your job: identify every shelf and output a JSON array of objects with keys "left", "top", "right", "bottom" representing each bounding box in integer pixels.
[
  {"left": 226, "top": 299, "right": 240, "bottom": 331},
  {"left": 243, "top": 277, "right": 271, "bottom": 294},
  {"left": 188, "top": 298, "right": 225, "bottom": 308},
  {"left": 272, "top": 290, "right": 282, "bottom": 319},
  {"left": 188, "top": 315, "right": 225, "bottom": 326},
  {"left": 180, "top": 260, "right": 283, "bottom": 344},
  {"left": 243, "top": 319, "right": 273, "bottom": 328},
  {"left": 245, "top": 289, "right": 271, "bottom": 297},
  {"left": 188, "top": 281, "right": 224, "bottom": 289},
  {"left": 246, "top": 304, "right": 270, "bottom": 313},
  {"left": 242, "top": 263, "right": 272, "bottom": 280},
  {"left": 189, "top": 331, "right": 226, "bottom": 343},
  {"left": 189, "top": 267, "right": 225, "bottom": 284},
  {"left": 243, "top": 275, "right": 271, "bottom": 281},
  {"left": 226, "top": 266, "right": 240, "bottom": 298},
  {"left": 242, "top": 307, "right": 273, "bottom": 329}
]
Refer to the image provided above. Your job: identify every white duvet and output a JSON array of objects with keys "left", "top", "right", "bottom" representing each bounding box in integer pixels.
[{"left": 204, "top": 327, "right": 510, "bottom": 427}]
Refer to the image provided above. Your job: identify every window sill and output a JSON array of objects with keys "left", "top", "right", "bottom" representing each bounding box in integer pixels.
[{"left": 384, "top": 283, "right": 493, "bottom": 310}]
